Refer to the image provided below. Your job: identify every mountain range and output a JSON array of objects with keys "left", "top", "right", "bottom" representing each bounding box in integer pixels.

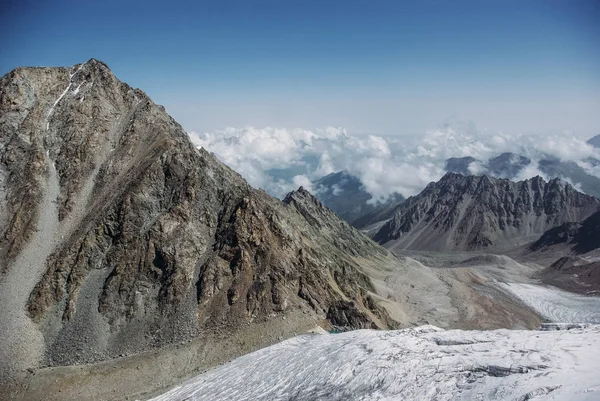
[
  {"left": 1, "top": 60, "right": 599, "bottom": 401},
  {"left": 444, "top": 152, "right": 600, "bottom": 198},
  {"left": 371, "top": 172, "right": 599, "bottom": 251}
]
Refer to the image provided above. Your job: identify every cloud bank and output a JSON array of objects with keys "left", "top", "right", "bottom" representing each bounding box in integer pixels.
[{"left": 188, "top": 124, "right": 600, "bottom": 200}]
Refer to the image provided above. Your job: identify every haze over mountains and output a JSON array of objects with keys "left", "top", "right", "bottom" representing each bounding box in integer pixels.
[
  {"left": 1, "top": 60, "right": 599, "bottom": 401},
  {"left": 311, "top": 171, "right": 404, "bottom": 225},
  {"left": 191, "top": 125, "right": 600, "bottom": 203}
]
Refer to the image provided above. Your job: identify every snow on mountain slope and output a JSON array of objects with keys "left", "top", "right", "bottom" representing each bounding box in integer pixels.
[
  {"left": 499, "top": 283, "right": 600, "bottom": 324},
  {"left": 151, "top": 325, "right": 600, "bottom": 401}
]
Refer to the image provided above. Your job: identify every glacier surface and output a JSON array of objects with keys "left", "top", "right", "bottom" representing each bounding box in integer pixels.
[
  {"left": 500, "top": 283, "right": 600, "bottom": 324},
  {"left": 151, "top": 325, "right": 600, "bottom": 401}
]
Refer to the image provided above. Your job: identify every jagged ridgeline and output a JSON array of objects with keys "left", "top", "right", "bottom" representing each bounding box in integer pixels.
[
  {"left": 0, "top": 60, "right": 397, "bottom": 379},
  {"left": 373, "top": 172, "right": 599, "bottom": 251}
]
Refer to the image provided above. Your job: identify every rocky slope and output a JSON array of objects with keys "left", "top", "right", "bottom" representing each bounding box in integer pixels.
[
  {"left": 540, "top": 256, "right": 600, "bottom": 295},
  {"left": 312, "top": 171, "right": 404, "bottom": 226},
  {"left": 373, "top": 172, "right": 599, "bottom": 251},
  {"left": 0, "top": 60, "right": 399, "bottom": 391},
  {"left": 530, "top": 211, "right": 600, "bottom": 254}
]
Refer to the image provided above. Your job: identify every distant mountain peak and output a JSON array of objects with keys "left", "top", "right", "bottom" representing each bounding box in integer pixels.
[
  {"left": 587, "top": 134, "right": 600, "bottom": 148},
  {"left": 372, "top": 173, "right": 599, "bottom": 251},
  {"left": 311, "top": 171, "right": 404, "bottom": 226}
]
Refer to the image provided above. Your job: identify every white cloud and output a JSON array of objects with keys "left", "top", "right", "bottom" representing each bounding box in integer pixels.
[
  {"left": 189, "top": 124, "right": 600, "bottom": 200},
  {"left": 292, "top": 175, "right": 313, "bottom": 193}
]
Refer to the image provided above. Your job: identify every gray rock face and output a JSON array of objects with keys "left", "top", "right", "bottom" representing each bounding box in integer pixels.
[
  {"left": 0, "top": 60, "right": 395, "bottom": 380},
  {"left": 541, "top": 256, "right": 600, "bottom": 295},
  {"left": 373, "top": 172, "right": 600, "bottom": 251}
]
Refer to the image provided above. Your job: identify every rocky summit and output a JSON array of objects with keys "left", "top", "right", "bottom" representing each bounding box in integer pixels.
[
  {"left": 372, "top": 172, "right": 599, "bottom": 251},
  {"left": 0, "top": 60, "right": 401, "bottom": 398}
]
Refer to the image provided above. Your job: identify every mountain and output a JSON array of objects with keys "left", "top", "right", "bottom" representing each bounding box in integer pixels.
[
  {"left": 541, "top": 256, "right": 600, "bottom": 295},
  {"left": 312, "top": 171, "right": 404, "bottom": 226},
  {"left": 538, "top": 158, "right": 600, "bottom": 198},
  {"left": 443, "top": 153, "right": 600, "bottom": 198},
  {"left": 1, "top": 60, "right": 558, "bottom": 400},
  {"left": 0, "top": 60, "right": 404, "bottom": 397},
  {"left": 372, "top": 172, "right": 599, "bottom": 251},
  {"left": 444, "top": 156, "right": 478, "bottom": 175},
  {"left": 444, "top": 153, "right": 532, "bottom": 179},
  {"left": 588, "top": 134, "right": 600, "bottom": 148},
  {"left": 487, "top": 152, "right": 531, "bottom": 178},
  {"left": 530, "top": 211, "right": 600, "bottom": 254}
]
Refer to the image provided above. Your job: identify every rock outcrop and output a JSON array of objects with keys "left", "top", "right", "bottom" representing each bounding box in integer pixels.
[
  {"left": 0, "top": 60, "right": 396, "bottom": 384},
  {"left": 373, "top": 172, "right": 599, "bottom": 251}
]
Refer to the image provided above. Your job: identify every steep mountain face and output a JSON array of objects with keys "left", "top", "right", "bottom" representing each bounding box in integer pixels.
[
  {"left": 530, "top": 211, "right": 600, "bottom": 254},
  {"left": 0, "top": 60, "right": 397, "bottom": 387},
  {"left": 313, "top": 171, "right": 404, "bottom": 226},
  {"left": 372, "top": 172, "right": 600, "bottom": 251}
]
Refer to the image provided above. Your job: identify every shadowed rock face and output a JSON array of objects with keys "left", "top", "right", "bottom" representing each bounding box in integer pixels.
[
  {"left": 531, "top": 211, "right": 600, "bottom": 254},
  {"left": 0, "top": 59, "right": 395, "bottom": 378},
  {"left": 373, "top": 172, "right": 600, "bottom": 251}
]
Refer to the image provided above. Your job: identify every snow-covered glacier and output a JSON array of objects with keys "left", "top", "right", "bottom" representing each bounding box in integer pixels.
[
  {"left": 499, "top": 283, "right": 600, "bottom": 324},
  {"left": 151, "top": 325, "right": 600, "bottom": 401}
]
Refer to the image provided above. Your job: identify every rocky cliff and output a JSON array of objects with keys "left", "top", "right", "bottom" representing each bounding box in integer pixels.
[
  {"left": 0, "top": 60, "right": 396, "bottom": 386},
  {"left": 373, "top": 172, "right": 599, "bottom": 251}
]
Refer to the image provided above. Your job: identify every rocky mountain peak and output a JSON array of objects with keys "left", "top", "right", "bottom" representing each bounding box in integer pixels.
[
  {"left": 372, "top": 173, "right": 599, "bottom": 251},
  {"left": 0, "top": 60, "right": 397, "bottom": 385}
]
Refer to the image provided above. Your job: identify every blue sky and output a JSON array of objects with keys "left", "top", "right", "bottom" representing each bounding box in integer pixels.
[{"left": 1, "top": 0, "right": 599, "bottom": 136}]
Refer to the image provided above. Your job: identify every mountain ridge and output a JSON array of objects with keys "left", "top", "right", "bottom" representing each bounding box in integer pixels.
[
  {"left": 373, "top": 172, "right": 599, "bottom": 251},
  {"left": 0, "top": 59, "right": 398, "bottom": 388}
]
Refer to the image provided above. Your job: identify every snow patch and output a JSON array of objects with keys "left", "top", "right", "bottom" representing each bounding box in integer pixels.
[{"left": 45, "top": 62, "right": 87, "bottom": 130}]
